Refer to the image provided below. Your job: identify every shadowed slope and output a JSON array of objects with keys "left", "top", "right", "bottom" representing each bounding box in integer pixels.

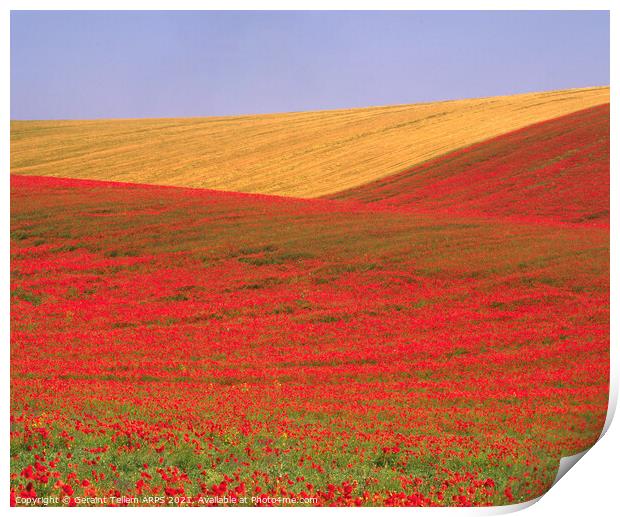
[
  {"left": 11, "top": 86, "right": 609, "bottom": 198},
  {"left": 329, "top": 104, "right": 609, "bottom": 225}
]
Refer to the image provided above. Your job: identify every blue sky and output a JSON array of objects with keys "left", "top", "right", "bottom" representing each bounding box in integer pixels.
[{"left": 11, "top": 10, "right": 610, "bottom": 120}]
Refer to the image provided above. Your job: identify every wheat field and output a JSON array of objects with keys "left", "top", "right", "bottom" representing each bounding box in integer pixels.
[{"left": 11, "top": 86, "right": 609, "bottom": 198}]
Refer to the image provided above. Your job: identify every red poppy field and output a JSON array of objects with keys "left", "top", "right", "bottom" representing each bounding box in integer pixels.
[{"left": 10, "top": 106, "right": 609, "bottom": 507}]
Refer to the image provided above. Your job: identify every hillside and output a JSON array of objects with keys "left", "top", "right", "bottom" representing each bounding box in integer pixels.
[
  {"left": 10, "top": 86, "right": 609, "bottom": 198},
  {"left": 329, "top": 104, "right": 610, "bottom": 225},
  {"left": 11, "top": 174, "right": 609, "bottom": 504}
]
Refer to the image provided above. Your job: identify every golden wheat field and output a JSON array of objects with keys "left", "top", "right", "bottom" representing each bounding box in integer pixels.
[{"left": 11, "top": 86, "right": 609, "bottom": 198}]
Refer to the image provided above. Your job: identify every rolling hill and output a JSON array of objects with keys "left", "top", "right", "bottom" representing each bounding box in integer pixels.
[
  {"left": 10, "top": 86, "right": 609, "bottom": 198},
  {"left": 10, "top": 82, "right": 610, "bottom": 506},
  {"left": 329, "top": 104, "right": 610, "bottom": 225},
  {"left": 11, "top": 173, "right": 609, "bottom": 505}
]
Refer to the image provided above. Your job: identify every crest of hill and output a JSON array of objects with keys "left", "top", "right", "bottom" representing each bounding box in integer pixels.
[{"left": 11, "top": 86, "right": 609, "bottom": 198}]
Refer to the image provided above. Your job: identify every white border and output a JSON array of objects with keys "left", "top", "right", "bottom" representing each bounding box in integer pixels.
[{"left": 3, "top": 2, "right": 616, "bottom": 515}]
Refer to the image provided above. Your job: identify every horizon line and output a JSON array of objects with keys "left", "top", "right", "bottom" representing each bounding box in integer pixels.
[{"left": 10, "top": 84, "right": 610, "bottom": 124}]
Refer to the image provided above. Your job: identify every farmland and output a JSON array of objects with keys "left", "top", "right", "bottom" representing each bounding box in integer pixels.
[
  {"left": 10, "top": 95, "right": 609, "bottom": 506},
  {"left": 331, "top": 104, "right": 609, "bottom": 226},
  {"left": 10, "top": 86, "right": 609, "bottom": 197}
]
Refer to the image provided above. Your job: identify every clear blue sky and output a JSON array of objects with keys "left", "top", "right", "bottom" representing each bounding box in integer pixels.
[{"left": 11, "top": 10, "right": 610, "bottom": 120}]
